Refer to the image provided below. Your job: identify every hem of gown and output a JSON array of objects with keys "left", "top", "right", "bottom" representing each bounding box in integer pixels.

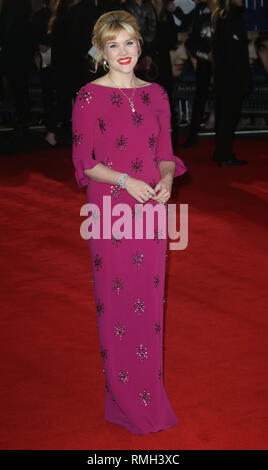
[{"left": 105, "top": 417, "right": 179, "bottom": 435}]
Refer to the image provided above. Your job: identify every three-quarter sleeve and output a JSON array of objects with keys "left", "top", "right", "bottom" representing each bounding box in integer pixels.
[
  {"left": 156, "top": 86, "right": 187, "bottom": 178},
  {"left": 72, "top": 85, "right": 99, "bottom": 188}
]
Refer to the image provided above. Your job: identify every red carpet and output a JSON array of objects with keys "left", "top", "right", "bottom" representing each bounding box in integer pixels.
[{"left": 0, "top": 137, "right": 267, "bottom": 450}]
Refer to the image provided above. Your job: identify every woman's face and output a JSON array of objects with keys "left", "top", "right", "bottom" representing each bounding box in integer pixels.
[
  {"left": 258, "top": 39, "right": 268, "bottom": 73},
  {"left": 170, "top": 32, "right": 189, "bottom": 77},
  {"left": 103, "top": 28, "right": 139, "bottom": 76},
  {"left": 247, "top": 31, "right": 258, "bottom": 67}
]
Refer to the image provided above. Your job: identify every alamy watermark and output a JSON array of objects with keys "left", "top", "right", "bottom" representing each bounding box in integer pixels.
[{"left": 79, "top": 196, "right": 188, "bottom": 250}]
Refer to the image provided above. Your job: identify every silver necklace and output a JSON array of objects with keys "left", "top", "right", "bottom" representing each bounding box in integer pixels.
[{"left": 108, "top": 75, "right": 137, "bottom": 113}]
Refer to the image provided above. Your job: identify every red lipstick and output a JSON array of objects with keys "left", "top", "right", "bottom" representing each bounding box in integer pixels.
[{"left": 118, "top": 57, "right": 132, "bottom": 65}]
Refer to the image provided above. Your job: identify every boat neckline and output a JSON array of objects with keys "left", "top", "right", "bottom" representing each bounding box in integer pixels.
[{"left": 89, "top": 82, "right": 154, "bottom": 90}]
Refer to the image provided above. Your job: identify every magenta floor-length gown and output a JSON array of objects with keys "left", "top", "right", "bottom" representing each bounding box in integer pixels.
[{"left": 72, "top": 80, "right": 187, "bottom": 435}]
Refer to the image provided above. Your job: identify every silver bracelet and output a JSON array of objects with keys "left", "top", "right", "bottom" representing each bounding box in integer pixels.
[{"left": 117, "top": 173, "right": 129, "bottom": 188}]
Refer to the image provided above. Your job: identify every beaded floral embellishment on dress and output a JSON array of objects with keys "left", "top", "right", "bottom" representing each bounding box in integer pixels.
[
  {"left": 131, "top": 111, "right": 143, "bottom": 127},
  {"left": 148, "top": 133, "right": 157, "bottom": 149},
  {"left": 72, "top": 131, "right": 83, "bottom": 147},
  {"left": 139, "top": 390, "right": 151, "bottom": 406},
  {"left": 110, "top": 91, "right": 123, "bottom": 107},
  {"left": 140, "top": 91, "right": 151, "bottom": 105},
  {"left": 94, "top": 253, "right": 103, "bottom": 270},
  {"left": 131, "top": 157, "right": 143, "bottom": 174},
  {"left": 101, "top": 157, "right": 113, "bottom": 168},
  {"left": 136, "top": 344, "right": 148, "bottom": 361},
  {"left": 114, "top": 321, "right": 126, "bottom": 340},
  {"left": 96, "top": 299, "right": 104, "bottom": 317},
  {"left": 118, "top": 369, "right": 129, "bottom": 384},
  {"left": 112, "top": 277, "right": 123, "bottom": 295},
  {"left": 110, "top": 185, "right": 123, "bottom": 199},
  {"left": 100, "top": 346, "right": 108, "bottom": 360},
  {"left": 77, "top": 87, "right": 93, "bottom": 108},
  {"left": 133, "top": 251, "right": 144, "bottom": 268},
  {"left": 115, "top": 135, "right": 128, "bottom": 151},
  {"left": 134, "top": 298, "right": 145, "bottom": 315}
]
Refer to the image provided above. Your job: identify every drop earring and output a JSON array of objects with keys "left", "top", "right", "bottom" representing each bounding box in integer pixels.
[{"left": 103, "top": 59, "right": 109, "bottom": 71}]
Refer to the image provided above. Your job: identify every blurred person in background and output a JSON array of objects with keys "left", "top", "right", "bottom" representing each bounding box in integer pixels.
[
  {"left": 252, "top": 31, "right": 268, "bottom": 127},
  {"left": 256, "top": 31, "right": 268, "bottom": 77},
  {"left": 211, "top": 0, "right": 251, "bottom": 166},
  {"left": 256, "top": 31, "right": 268, "bottom": 127},
  {"left": 32, "top": 0, "right": 59, "bottom": 147},
  {"left": 124, "top": 0, "right": 157, "bottom": 80},
  {"left": 170, "top": 0, "right": 196, "bottom": 31},
  {"left": 182, "top": 0, "right": 215, "bottom": 148},
  {"left": 247, "top": 30, "right": 258, "bottom": 68},
  {"left": 169, "top": 30, "right": 196, "bottom": 128},
  {"left": 169, "top": 31, "right": 193, "bottom": 80},
  {"left": 151, "top": 0, "right": 177, "bottom": 101},
  {"left": 47, "top": 0, "right": 95, "bottom": 141},
  {"left": 0, "top": 0, "right": 33, "bottom": 136},
  {"left": 248, "top": 31, "right": 267, "bottom": 83}
]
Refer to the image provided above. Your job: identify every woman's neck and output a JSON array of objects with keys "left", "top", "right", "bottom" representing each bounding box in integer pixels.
[{"left": 106, "top": 72, "right": 139, "bottom": 89}]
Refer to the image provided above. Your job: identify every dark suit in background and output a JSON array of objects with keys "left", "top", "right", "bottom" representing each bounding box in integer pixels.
[
  {"left": 184, "top": 1, "right": 212, "bottom": 147},
  {"left": 211, "top": 4, "right": 251, "bottom": 162},
  {"left": 50, "top": 0, "right": 96, "bottom": 130},
  {"left": 0, "top": 0, "right": 33, "bottom": 132}
]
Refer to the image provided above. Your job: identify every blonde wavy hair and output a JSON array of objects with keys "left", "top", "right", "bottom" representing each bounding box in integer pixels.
[{"left": 90, "top": 10, "right": 144, "bottom": 74}]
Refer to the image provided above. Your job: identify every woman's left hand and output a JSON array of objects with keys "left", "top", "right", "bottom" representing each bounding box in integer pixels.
[{"left": 151, "top": 176, "right": 173, "bottom": 204}]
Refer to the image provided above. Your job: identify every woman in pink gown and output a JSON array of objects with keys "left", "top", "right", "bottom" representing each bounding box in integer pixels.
[{"left": 72, "top": 10, "right": 187, "bottom": 435}]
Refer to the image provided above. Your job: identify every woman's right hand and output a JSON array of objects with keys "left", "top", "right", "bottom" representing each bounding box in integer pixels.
[{"left": 125, "top": 176, "right": 156, "bottom": 203}]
